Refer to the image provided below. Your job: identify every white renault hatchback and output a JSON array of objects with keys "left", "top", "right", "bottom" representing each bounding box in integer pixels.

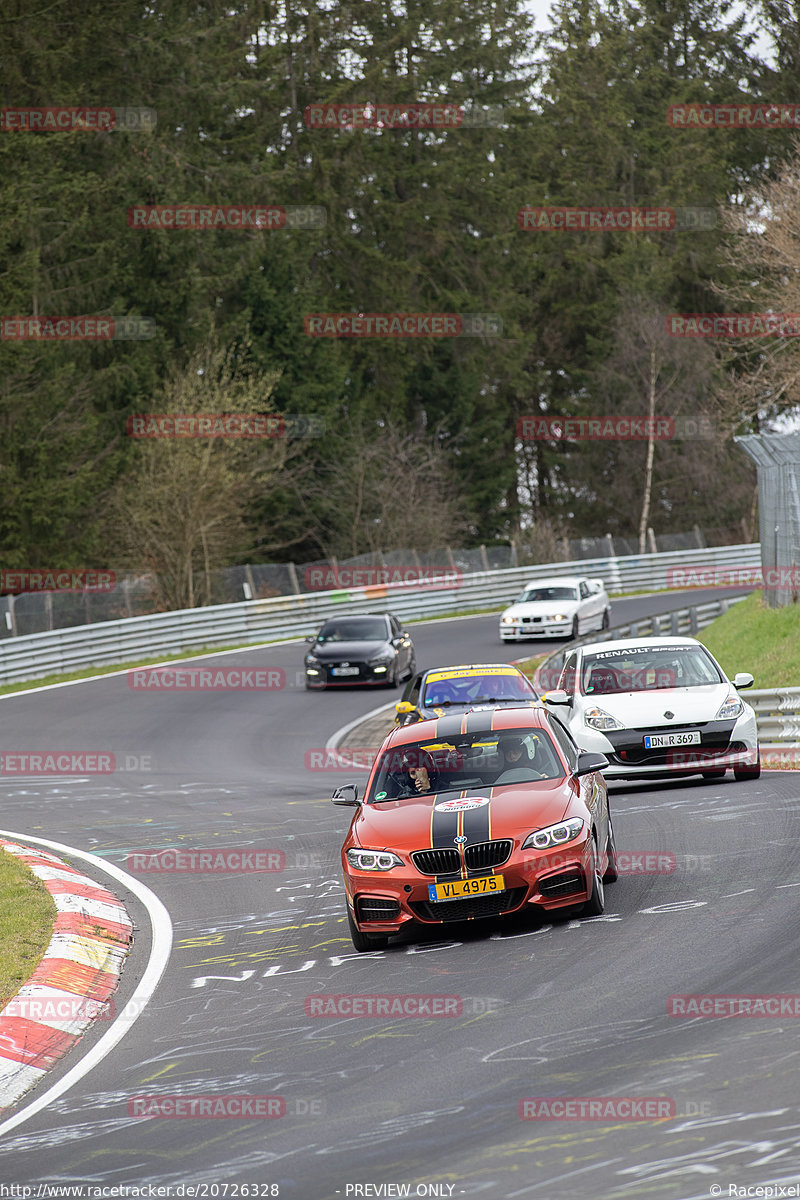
[
  {"left": 499, "top": 576, "right": 611, "bottom": 642},
  {"left": 542, "top": 636, "right": 760, "bottom": 781}
]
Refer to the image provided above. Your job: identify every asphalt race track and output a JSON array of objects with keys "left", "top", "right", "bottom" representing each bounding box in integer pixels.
[{"left": 2, "top": 586, "right": 798, "bottom": 1200}]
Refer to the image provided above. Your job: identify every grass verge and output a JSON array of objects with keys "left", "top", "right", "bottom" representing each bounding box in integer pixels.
[
  {"left": 699, "top": 590, "right": 800, "bottom": 688},
  {"left": 0, "top": 846, "right": 56, "bottom": 1006}
]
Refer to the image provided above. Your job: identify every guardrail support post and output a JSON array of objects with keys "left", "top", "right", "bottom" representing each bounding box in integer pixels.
[{"left": 689, "top": 606, "right": 699, "bottom": 634}]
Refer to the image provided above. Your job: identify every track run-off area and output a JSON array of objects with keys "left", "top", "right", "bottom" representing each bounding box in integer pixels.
[{"left": 1, "top": 586, "right": 797, "bottom": 1200}]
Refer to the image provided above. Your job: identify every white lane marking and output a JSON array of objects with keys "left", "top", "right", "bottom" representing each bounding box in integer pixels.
[
  {"left": 0, "top": 609, "right": 510, "bottom": 701},
  {"left": 325, "top": 701, "right": 398, "bottom": 766},
  {"left": 0, "top": 639, "right": 305, "bottom": 700},
  {"left": 0, "top": 830, "right": 172, "bottom": 1138}
]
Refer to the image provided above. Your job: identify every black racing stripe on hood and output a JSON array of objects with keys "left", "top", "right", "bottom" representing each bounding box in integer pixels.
[
  {"left": 463, "top": 709, "right": 501, "bottom": 737},
  {"left": 431, "top": 800, "right": 460, "bottom": 850},
  {"left": 461, "top": 794, "right": 491, "bottom": 849},
  {"left": 433, "top": 713, "right": 468, "bottom": 741}
]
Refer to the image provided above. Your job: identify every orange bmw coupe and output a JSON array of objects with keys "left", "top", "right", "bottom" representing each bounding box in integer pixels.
[{"left": 332, "top": 706, "right": 615, "bottom": 951}]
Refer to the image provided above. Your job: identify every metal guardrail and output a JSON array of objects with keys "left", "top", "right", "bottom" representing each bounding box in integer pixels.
[
  {"left": 0, "top": 543, "right": 760, "bottom": 686},
  {"left": 748, "top": 689, "right": 800, "bottom": 745}
]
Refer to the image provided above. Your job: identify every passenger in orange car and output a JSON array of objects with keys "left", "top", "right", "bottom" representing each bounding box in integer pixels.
[{"left": 499, "top": 737, "right": 528, "bottom": 767}]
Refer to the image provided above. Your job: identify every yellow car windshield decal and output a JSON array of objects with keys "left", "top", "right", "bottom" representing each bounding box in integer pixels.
[{"left": 426, "top": 667, "right": 519, "bottom": 683}]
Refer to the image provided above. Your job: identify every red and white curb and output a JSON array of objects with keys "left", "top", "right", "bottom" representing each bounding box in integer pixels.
[{"left": 0, "top": 839, "right": 132, "bottom": 1109}]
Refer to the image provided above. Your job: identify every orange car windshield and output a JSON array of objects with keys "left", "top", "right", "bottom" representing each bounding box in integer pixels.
[{"left": 368, "top": 731, "right": 563, "bottom": 802}]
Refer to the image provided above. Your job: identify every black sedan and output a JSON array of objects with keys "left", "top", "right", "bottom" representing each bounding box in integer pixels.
[{"left": 304, "top": 612, "right": 417, "bottom": 689}]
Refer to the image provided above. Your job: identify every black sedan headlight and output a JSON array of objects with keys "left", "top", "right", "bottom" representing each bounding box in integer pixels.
[{"left": 367, "top": 650, "right": 394, "bottom": 671}]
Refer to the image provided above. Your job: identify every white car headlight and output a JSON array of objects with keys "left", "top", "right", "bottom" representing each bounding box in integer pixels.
[
  {"left": 716, "top": 693, "right": 744, "bottom": 720},
  {"left": 501, "top": 616, "right": 516, "bottom": 625},
  {"left": 346, "top": 849, "right": 403, "bottom": 871},
  {"left": 584, "top": 706, "right": 624, "bottom": 731},
  {"left": 523, "top": 817, "right": 584, "bottom": 851},
  {"left": 549, "top": 612, "right": 569, "bottom": 621}
]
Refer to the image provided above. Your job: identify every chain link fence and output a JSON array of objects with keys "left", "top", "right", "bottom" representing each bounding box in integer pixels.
[
  {"left": 0, "top": 525, "right": 724, "bottom": 638},
  {"left": 737, "top": 433, "right": 800, "bottom": 608}
]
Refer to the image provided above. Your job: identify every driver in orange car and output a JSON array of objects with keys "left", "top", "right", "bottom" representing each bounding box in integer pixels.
[
  {"left": 499, "top": 736, "right": 528, "bottom": 768},
  {"left": 399, "top": 748, "right": 441, "bottom": 796}
]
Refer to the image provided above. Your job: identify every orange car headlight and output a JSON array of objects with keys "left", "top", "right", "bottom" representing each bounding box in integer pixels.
[
  {"left": 346, "top": 849, "right": 403, "bottom": 871},
  {"left": 523, "top": 818, "right": 584, "bottom": 851}
]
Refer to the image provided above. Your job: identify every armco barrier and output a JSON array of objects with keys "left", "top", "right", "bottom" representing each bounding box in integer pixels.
[
  {"left": 0, "top": 543, "right": 760, "bottom": 686},
  {"left": 748, "top": 688, "right": 800, "bottom": 745}
]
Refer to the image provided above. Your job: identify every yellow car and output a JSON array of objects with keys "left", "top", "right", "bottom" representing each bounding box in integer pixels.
[{"left": 394, "top": 662, "right": 540, "bottom": 726}]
